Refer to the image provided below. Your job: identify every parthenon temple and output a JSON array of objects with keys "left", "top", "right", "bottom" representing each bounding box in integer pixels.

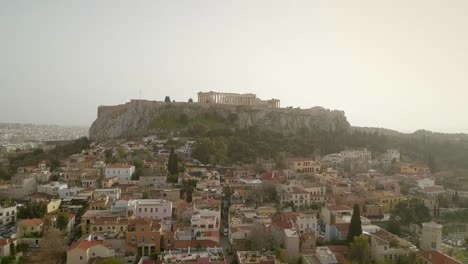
[{"left": 197, "top": 91, "right": 280, "bottom": 108}]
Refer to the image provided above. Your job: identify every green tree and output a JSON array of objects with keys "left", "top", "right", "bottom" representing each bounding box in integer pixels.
[
  {"left": 17, "top": 202, "right": 47, "bottom": 219},
  {"left": 348, "top": 235, "right": 370, "bottom": 264},
  {"left": 188, "top": 98, "right": 193, "bottom": 103},
  {"left": 168, "top": 148, "right": 178, "bottom": 175},
  {"left": 164, "top": 96, "right": 171, "bottom": 102},
  {"left": 56, "top": 212, "right": 69, "bottom": 230},
  {"left": 98, "top": 258, "right": 124, "bottom": 264},
  {"left": 347, "top": 204, "right": 363, "bottom": 243},
  {"left": 387, "top": 217, "right": 401, "bottom": 236},
  {"left": 131, "top": 159, "right": 144, "bottom": 180}
]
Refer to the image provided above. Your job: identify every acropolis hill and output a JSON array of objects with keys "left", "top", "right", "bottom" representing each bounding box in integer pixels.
[{"left": 89, "top": 92, "right": 349, "bottom": 141}]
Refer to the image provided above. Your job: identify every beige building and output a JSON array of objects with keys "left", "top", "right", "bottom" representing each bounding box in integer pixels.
[
  {"left": 17, "top": 218, "right": 44, "bottom": 238},
  {"left": 283, "top": 229, "right": 300, "bottom": 262},
  {"left": 67, "top": 240, "right": 115, "bottom": 264},
  {"left": 287, "top": 158, "right": 321, "bottom": 174},
  {"left": 420, "top": 222, "right": 442, "bottom": 251},
  {"left": 237, "top": 251, "right": 278, "bottom": 264},
  {"left": 125, "top": 218, "right": 162, "bottom": 257},
  {"left": 366, "top": 227, "right": 417, "bottom": 263}
]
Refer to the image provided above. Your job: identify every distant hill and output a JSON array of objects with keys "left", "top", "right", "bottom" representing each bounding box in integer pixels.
[{"left": 88, "top": 100, "right": 468, "bottom": 170}]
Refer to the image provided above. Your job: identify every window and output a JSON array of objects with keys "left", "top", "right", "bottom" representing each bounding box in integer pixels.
[
  {"left": 139, "top": 208, "right": 142, "bottom": 212},
  {"left": 141, "top": 236, "right": 145, "bottom": 243},
  {"left": 145, "top": 208, "right": 147, "bottom": 212},
  {"left": 131, "top": 236, "right": 135, "bottom": 242},
  {"left": 80, "top": 256, "right": 83, "bottom": 260},
  {"left": 431, "top": 242, "right": 436, "bottom": 249},
  {"left": 156, "top": 208, "right": 158, "bottom": 212}
]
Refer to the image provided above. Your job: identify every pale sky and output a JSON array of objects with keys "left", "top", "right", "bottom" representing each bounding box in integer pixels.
[{"left": 1, "top": 1, "right": 468, "bottom": 133}]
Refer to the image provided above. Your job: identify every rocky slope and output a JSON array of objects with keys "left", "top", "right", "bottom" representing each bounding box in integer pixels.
[{"left": 89, "top": 100, "right": 350, "bottom": 141}]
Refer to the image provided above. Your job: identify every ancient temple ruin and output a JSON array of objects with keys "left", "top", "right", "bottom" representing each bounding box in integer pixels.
[{"left": 197, "top": 91, "right": 280, "bottom": 108}]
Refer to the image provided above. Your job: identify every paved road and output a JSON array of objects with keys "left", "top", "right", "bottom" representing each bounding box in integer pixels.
[{"left": 220, "top": 236, "right": 235, "bottom": 264}]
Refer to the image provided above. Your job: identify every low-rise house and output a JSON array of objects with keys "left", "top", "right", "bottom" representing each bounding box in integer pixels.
[
  {"left": 0, "top": 238, "right": 16, "bottom": 257},
  {"left": 138, "top": 175, "right": 167, "bottom": 188},
  {"left": 58, "top": 186, "right": 84, "bottom": 199},
  {"left": 398, "top": 163, "right": 431, "bottom": 175},
  {"left": 0, "top": 201, "right": 17, "bottom": 227},
  {"left": 38, "top": 182, "right": 68, "bottom": 196},
  {"left": 366, "top": 226, "right": 417, "bottom": 263},
  {"left": 420, "top": 221, "right": 442, "bottom": 251},
  {"left": 287, "top": 157, "right": 321, "bottom": 174},
  {"left": 417, "top": 250, "right": 461, "bottom": 264},
  {"left": 125, "top": 218, "right": 162, "bottom": 257},
  {"left": 104, "top": 163, "right": 135, "bottom": 184},
  {"left": 237, "top": 251, "right": 278, "bottom": 264},
  {"left": 66, "top": 239, "right": 115, "bottom": 264},
  {"left": 302, "top": 247, "right": 339, "bottom": 264},
  {"left": 44, "top": 199, "right": 61, "bottom": 213},
  {"left": 130, "top": 199, "right": 172, "bottom": 220},
  {"left": 416, "top": 185, "right": 445, "bottom": 197}
]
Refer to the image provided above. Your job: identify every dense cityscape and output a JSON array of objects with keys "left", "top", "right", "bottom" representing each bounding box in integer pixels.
[{"left": 0, "top": 93, "right": 467, "bottom": 264}]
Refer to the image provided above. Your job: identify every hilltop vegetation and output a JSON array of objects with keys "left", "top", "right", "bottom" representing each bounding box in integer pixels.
[
  {"left": 148, "top": 113, "right": 468, "bottom": 171},
  {"left": 0, "top": 137, "right": 90, "bottom": 180}
]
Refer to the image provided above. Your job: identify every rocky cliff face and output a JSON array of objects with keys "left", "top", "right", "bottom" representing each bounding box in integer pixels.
[{"left": 89, "top": 100, "right": 350, "bottom": 141}]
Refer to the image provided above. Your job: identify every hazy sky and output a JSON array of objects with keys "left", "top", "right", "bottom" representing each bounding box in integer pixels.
[{"left": 2, "top": 1, "right": 468, "bottom": 133}]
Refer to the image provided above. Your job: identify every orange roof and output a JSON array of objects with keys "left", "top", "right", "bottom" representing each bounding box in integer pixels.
[
  {"left": 418, "top": 251, "right": 461, "bottom": 264},
  {"left": 19, "top": 218, "right": 44, "bottom": 227},
  {"left": 69, "top": 240, "right": 111, "bottom": 251},
  {"left": 173, "top": 239, "right": 219, "bottom": 249},
  {"left": 107, "top": 163, "right": 133, "bottom": 168},
  {"left": 328, "top": 205, "right": 352, "bottom": 212},
  {"left": 0, "top": 238, "right": 15, "bottom": 246}
]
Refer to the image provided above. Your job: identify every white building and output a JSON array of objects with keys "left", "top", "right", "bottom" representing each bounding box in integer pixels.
[
  {"left": 93, "top": 188, "right": 121, "bottom": 202},
  {"left": 104, "top": 163, "right": 135, "bottom": 183},
  {"left": 58, "top": 186, "right": 83, "bottom": 199},
  {"left": 130, "top": 199, "right": 172, "bottom": 220},
  {"left": 384, "top": 149, "right": 400, "bottom": 162},
  {"left": 0, "top": 202, "right": 17, "bottom": 227},
  {"left": 418, "top": 178, "right": 435, "bottom": 189},
  {"left": 37, "top": 182, "right": 68, "bottom": 196},
  {"left": 295, "top": 214, "right": 318, "bottom": 234},
  {"left": 421, "top": 222, "right": 442, "bottom": 251}
]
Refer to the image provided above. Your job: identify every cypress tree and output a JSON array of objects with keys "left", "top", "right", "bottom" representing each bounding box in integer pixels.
[
  {"left": 168, "top": 148, "right": 178, "bottom": 175},
  {"left": 347, "top": 204, "right": 363, "bottom": 243}
]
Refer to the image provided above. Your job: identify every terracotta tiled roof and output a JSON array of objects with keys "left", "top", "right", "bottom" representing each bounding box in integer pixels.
[
  {"left": 19, "top": 218, "right": 44, "bottom": 227},
  {"left": 418, "top": 250, "right": 462, "bottom": 264},
  {"left": 173, "top": 240, "right": 219, "bottom": 249},
  {"left": 69, "top": 240, "right": 111, "bottom": 251},
  {"left": 107, "top": 163, "right": 133, "bottom": 169},
  {"left": 327, "top": 205, "right": 352, "bottom": 212}
]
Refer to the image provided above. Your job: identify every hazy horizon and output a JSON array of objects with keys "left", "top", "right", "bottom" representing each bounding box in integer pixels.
[{"left": 2, "top": 1, "right": 468, "bottom": 133}]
